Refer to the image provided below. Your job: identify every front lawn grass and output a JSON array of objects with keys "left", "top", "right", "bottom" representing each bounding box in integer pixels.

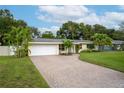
[
  {"left": 79, "top": 51, "right": 124, "bottom": 72},
  {"left": 0, "top": 56, "right": 49, "bottom": 88}
]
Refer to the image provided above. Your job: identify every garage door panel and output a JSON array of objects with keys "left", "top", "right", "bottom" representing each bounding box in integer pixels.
[{"left": 29, "top": 44, "right": 59, "bottom": 56}]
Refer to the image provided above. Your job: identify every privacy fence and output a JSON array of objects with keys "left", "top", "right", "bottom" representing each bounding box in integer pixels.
[{"left": 0, "top": 46, "right": 14, "bottom": 56}]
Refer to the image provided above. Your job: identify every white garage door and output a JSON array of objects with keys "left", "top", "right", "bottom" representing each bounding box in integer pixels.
[{"left": 29, "top": 44, "right": 59, "bottom": 56}]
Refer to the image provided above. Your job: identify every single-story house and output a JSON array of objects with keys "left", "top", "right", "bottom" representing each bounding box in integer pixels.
[
  {"left": 0, "top": 38, "right": 124, "bottom": 56},
  {"left": 28, "top": 38, "right": 124, "bottom": 56},
  {"left": 28, "top": 38, "right": 93, "bottom": 56}
]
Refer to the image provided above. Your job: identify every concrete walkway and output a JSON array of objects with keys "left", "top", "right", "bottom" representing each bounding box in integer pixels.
[{"left": 30, "top": 55, "right": 124, "bottom": 88}]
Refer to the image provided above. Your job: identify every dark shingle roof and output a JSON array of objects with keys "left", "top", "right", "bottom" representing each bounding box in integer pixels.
[
  {"left": 33, "top": 38, "right": 62, "bottom": 42},
  {"left": 113, "top": 40, "right": 124, "bottom": 44},
  {"left": 32, "top": 38, "right": 124, "bottom": 44},
  {"left": 32, "top": 38, "right": 92, "bottom": 43}
]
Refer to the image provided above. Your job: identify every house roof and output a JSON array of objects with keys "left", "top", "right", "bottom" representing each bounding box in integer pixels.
[
  {"left": 29, "top": 38, "right": 124, "bottom": 45},
  {"left": 112, "top": 40, "right": 124, "bottom": 44},
  {"left": 33, "top": 38, "right": 63, "bottom": 42},
  {"left": 31, "top": 38, "right": 93, "bottom": 44}
]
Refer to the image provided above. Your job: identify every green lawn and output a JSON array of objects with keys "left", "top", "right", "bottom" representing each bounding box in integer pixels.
[
  {"left": 79, "top": 51, "right": 124, "bottom": 72},
  {"left": 0, "top": 56, "right": 49, "bottom": 88}
]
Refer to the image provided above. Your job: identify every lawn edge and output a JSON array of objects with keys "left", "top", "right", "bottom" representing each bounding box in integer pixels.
[{"left": 79, "top": 53, "right": 124, "bottom": 73}]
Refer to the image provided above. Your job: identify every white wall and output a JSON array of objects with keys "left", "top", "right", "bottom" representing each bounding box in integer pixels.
[
  {"left": 0, "top": 45, "right": 59, "bottom": 56},
  {"left": 82, "top": 44, "right": 87, "bottom": 50},
  {"left": 0, "top": 46, "right": 15, "bottom": 56},
  {"left": 73, "top": 45, "right": 76, "bottom": 53},
  {"left": 9, "top": 46, "right": 16, "bottom": 55},
  {"left": 78, "top": 44, "right": 88, "bottom": 53},
  {"left": 0, "top": 46, "right": 9, "bottom": 56}
]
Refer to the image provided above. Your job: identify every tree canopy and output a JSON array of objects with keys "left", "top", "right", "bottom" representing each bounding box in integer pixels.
[
  {"left": 57, "top": 21, "right": 79, "bottom": 39},
  {"left": 56, "top": 21, "right": 124, "bottom": 41},
  {"left": 41, "top": 31, "right": 55, "bottom": 39},
  {"left": 92, "top": 33, "right": 112, "bottom": 51},
  {"left": 0, "top": 9, "right": 40, "bottom": 45},
  {"left": 1, "top": 9, "right": 124, "bottom": 47},
  {"left": 5, "top": 27, "right": 31, "bottom": 57},
  {"left": 0, "top": 9, "right": 14, "bottom": 45}
]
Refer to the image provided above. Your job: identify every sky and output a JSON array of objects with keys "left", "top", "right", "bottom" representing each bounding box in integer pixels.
[{"left": 0, "top": 5, "right": 124, "bottom": 34}]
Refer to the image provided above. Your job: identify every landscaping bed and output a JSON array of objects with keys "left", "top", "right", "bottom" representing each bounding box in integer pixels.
[
  {"left": 80, "top": 51, "right": 124, "bottom": 72},
  {"left": 0, "top": 56, "right": 49, "bottom": 88}
]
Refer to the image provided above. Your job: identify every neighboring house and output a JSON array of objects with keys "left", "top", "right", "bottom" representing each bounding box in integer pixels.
[
  {"left": 95, "top": 40, "right": 124, "bottom": 51},
  {"left": 0, "top": 39, "right": 124, "bottom": 56}
]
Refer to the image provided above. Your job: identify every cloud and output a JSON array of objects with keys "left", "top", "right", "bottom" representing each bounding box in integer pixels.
[
  {"left": 37, "top": 5, "right": 89, "bottom": 23},
  {"left": 100, "top": 12, "right": 124, "bottom": 28},
  {"left": 39, "top": 5, "right": 89, "bottom": 17},
  {"left": 38, "top": 26, "right": 59, "bottom": 35},
  {"left": 118, "top": 5, "right": 124, "bottom": 10},
  {"left": 37, "top": 5, "right": 124, "bottom": 29},
  {"left": 104, "top": 12, "right": 124, "bottom": 22},
  {"left": 76, "top": 13, "right": 101, "bottom": 25}
]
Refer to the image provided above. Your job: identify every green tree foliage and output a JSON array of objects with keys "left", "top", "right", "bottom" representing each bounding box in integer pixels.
[
  {"left": 14, "top": 19, "right": 27, "bottom": 28},
  {"left": 93, "top": 24, "right": 107, "bottom": 34},
  {"left": 57, "top": 21, "right": 120, "bottom": 40},
  {"left": 92, "top": 33, "right": 112, "bottom": 51},
  {"left": 0, "top": 9, "right": 40, "bottom": 45},
  {"left": 5, "top": 27, "right": 31, "bottom": 57},
  {"left": 63, "top": 39, "right": 73, "bottom": 55},
  {"left": 0, "top": 9, "right": 14, "bottom": 45},
  {"left": 106, "top": 29, "right": 115, "bottom": 38},
  {"left": 93, "top": 24, "right": 116, "bottom": 39},
  {"left": 112, "top": 22, "right": 124, "bottom": 41},
  {"left": 78, "top": 23, "right": 86, "bottom": 39},
  {"left": 29, "top": 27, "right": 40, "bottom": 38},
  {"left": 112, "top": 31, "right": 124, "bottom": 41},
  {"left": 41, "top": 31, "right": 55, "bottom": 39},
  {"left": 57, "top": 21, "right": 111, "bottom": 40},
  {"left": 57, "top": 21, "right": 79, "bottom": 39},
  {"left": 82, "top": 24, "right": 93, "bottom": 40}
]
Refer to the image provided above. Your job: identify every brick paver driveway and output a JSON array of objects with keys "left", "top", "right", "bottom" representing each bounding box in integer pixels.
[{"left": 30, "top": 55, "right": 124, "bottom": 88}]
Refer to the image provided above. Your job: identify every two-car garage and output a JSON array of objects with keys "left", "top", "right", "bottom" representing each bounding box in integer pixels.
[{"left": 29, "top": 44, "right": 59, "bottom": 56}]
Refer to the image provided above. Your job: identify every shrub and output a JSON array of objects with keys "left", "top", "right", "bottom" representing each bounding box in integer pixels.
[
  {"left": 15, "top": 47, "right": 30, "bottom": 58},
  {"left": 63, "top": 39, "right": 73, "bottom": 55},
  {"left": 80, "top": 49, "right": 92, "bottom": 53},
  {"left": 92, "top": 49, "right": 100, "bottom": 52},
  {"left": 121, "top": 45, "right": 124, "bottom": 51}
]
